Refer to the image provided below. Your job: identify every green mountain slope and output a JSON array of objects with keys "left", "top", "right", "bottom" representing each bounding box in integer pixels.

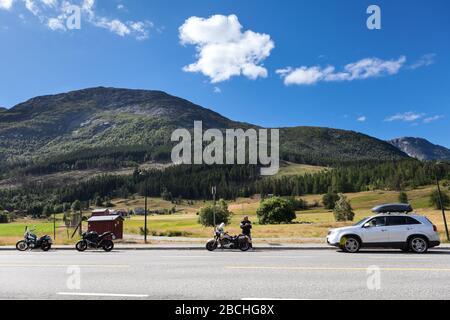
[{"left": 0, "top": 87, "right": 408, "bottom": 169}]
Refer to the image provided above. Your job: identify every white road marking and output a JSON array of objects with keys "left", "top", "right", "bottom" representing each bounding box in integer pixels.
[
  {"left": 57, "top": 292, "right": 148, "bottom": 298},
  {"left": 242, "top": 298, "right": 324, "bottom": 301},
  {"left": 0, "top": 264, "right": 129, "bottom": 268},
  {"left": 227, "top": 266, "right": 450, "bottom": 272},
  {"left": 161, "top": 255, "right": 313, "bottom": 259}
]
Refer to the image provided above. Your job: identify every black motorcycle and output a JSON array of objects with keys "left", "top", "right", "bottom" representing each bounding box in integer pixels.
[
  {"left": 76, "top": 231, "right": 115, "bottom": 252},
  {"left": 16, "top": 226, "right": 52, "bottom": 251},
  {"left": 206, "top": 223, "right": 251, "bottom": 252}
]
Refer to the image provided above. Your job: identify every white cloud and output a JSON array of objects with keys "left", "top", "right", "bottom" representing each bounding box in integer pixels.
[
  {"left": 47, "top": 16, "right": 65, "bottom": 30},
  {"left": 179, "top": 14, "right": 274, "bottom": 83},
  {"left": 408, "top": 53, "right": 436, "bottom": 70},
  {"left": 277, "top": 56, "right": 406, "bottom": 86},
  {"left": 0, "top": 0, "right": 14, "bottom": 10},
  {"left": 81, "top": 0, "right": 152, "bottom": 40},
  {"left": 213, "top": 87, "right": 221, "bottom": 94},
  {"left": 385, "top": 112, "right": 425, "bottom": 122},
  {"left": 357, "top": 116, "right": 367, "bottom": 122},
  {"left": 3, "top": 0, "right": 152, "bottom": 40},
  {"left": 423, "top": 115, "right": 444, "bottom": 124},
  {"left": 385, "top": 112, "right": 444, "bottom": 124}
]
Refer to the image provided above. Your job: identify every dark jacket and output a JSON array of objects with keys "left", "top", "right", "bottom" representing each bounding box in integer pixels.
[{"left": 240, "top": 220, "right": 252, "bottom": 236}]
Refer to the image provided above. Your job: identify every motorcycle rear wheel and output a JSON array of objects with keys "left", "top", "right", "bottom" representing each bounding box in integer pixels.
[
  {"left": 41, "top": 241, "right": 51, "bottom": 252},
  {"left": 102, "top": 240, "right": 114, "bottom": 252},
  {"left": 16, "top": 240, "right": 28, "bottom": 251},
  {"left": 206, "top": 240, "right": 218, "bottom": 251},
  {"left": 76, "top": 240, "right": 88, "bottom": 252},
  {"left": 239, "top": 241, "right": 251, "bottom": 252}
]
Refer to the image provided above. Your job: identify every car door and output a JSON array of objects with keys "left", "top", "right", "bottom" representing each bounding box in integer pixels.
[
  {"left": 361, "top": 216, "right": 388, "bottom": 243},
  {"left": 386, "top": 216, "right": 409, "bottom": 243}
]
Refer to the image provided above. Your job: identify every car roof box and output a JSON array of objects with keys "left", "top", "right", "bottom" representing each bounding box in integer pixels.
[{"left": 372, "top": 203, "right": 413, "bottom": 214}]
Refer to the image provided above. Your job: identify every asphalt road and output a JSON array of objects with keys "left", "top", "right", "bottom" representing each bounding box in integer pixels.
[{"left": 1, "top": 248, "right": 450, "bottom": 300}]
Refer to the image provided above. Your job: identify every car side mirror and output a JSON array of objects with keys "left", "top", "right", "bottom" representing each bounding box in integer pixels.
[{"left": 363, "top": 223, "right": 371, "bottom": 228}]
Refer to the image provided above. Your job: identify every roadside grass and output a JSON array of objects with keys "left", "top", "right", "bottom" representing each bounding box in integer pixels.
[{"left": 1, "top": 184, "right": 448, "bottom": 245}]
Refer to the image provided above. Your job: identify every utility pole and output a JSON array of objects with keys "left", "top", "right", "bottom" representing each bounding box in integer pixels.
[
  {"left": 144, "top": 182, "right": 148, "bottom": 244},
  {"left": 53, "top": 211, "right": 56, "bottom": 240},
  {"left": 211, "top": 186, "right": 217, "bottom": 226},
  {"left": 140, "top": 171, "right": 149, "bottom": 244},
  {"left": 434, "top": 162, "right": 450, "bottom": 242}
]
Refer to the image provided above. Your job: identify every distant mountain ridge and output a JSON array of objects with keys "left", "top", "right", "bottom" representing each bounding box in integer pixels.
[
  {"left": 0, "top": 87, "right": 408, "bottom": 170},
  {"left": 388, "top": 137, "right": 450, "bottom": 161}
]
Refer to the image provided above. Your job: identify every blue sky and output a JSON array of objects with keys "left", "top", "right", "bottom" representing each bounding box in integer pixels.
[{"left": 1, "top": 0, "right": 449, "bottom": 147}]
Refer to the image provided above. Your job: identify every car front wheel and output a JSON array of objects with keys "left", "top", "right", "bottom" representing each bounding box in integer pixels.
[
  {"left": 341, "top": 236, "right": 361, "bottom": 253},
  {"left": 409, "top": 236, "right": 428, "bottom": 254}
]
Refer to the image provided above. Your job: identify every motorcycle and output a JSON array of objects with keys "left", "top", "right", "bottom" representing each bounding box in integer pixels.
[
  {"left": 16, "top": 226, "right": 52, "bottom": 251},
  {"left": 206, "top": 223, "right": 251, "bottom": 252},
  {"left": 76, "top": 231, "right": 116, "bottom": 252}
]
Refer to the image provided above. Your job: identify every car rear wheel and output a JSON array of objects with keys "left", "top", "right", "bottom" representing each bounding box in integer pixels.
[
  {"left": 341, "top": 236, "right": 361, "bottom": 253},
  {"left": 409, "top": 236, "right": 428, "bottom": 254}
]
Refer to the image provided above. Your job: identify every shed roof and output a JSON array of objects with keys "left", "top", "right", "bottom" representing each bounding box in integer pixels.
[{"left": 88, "top": 215, "right": 123, "bottom": 222}]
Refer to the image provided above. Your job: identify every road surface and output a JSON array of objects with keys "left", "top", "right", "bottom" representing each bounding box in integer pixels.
[{"left": 1, "top": 248, "right": 450, "bottom": 300}]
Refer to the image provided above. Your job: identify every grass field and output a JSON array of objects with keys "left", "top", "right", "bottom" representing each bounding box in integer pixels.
[
  {"left": 1, "top": 185, "right": 449, "bottom": 245},
  {"left": 275, "top": 161, "right": 328, "bottom": 177}
]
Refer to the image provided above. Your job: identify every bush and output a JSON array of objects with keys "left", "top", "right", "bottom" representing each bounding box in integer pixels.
[
  {"left": 430, "top": 190, "right": 450, "bottom": 210},
  {"left": 398, "top": 192, "right": 409, "bottom": 204},
  {"left": 43, "top": 205, "right": 54, "bottom": 218},
  {"left": 333, "top": 194, "right": 355, "bottom": 222},
  {"left": 323, "top": 192, "right": 340, "bottom": 210},
  {"left": 161, "top": 188, "right": 173, "bottom": 202},
  {"left": 71, "top": 200, "right": 82, "bottom": 212},
  {"left": 257, "top": 197, "right": 296, "bottom": 225},
  {"left": 198, "top": 199, "right": 232, "bottom": 227},
  {"left": 0, "top": 212, "right": 9, "bottom": 224},
  {"left": 286, "top": 197, "right": 308, "bottom": 211}
]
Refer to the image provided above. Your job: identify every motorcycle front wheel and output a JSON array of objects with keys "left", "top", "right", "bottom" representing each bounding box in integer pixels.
[
  {"left": 102, "top": 240, "right": 114, "bottom": 252},
  {"left": 76, "top": 240, "right": 88, "bottom": 252},
  {"left": 206, "top": 240, "right": 218, "bottom": 251},
  {"left": 41, "top": 241, "right": 51, "bottom": 252},
  {"left": 16, "top": 240, "right": 28, "bottom": 251}
]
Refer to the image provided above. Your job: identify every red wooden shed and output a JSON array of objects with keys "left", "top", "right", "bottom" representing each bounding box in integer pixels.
[{"left": 87, "top": 215, "right": 124, "bottom": 239}]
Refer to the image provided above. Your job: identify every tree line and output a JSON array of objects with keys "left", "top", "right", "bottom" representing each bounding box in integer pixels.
[{"left": 0, "top": 159, "right": 449, "bottom": 215}]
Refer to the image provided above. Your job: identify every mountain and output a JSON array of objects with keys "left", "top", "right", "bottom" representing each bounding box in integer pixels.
[
  {"left": 388, "top": 137, "right": 450, "bottom": 161},
  {"left": 0, "top": 87, "right": 247, "bottom": 163},
  {"left": 0, "top": 107, "right": 6, "bottom": 112},
  {"left": 0, "top": 87, "right": 408, "bottom": 172}
]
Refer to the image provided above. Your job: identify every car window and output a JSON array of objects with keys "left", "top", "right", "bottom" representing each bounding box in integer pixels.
[
  {"left": 368, "top": 217, "right": 386, "bottom": 227},
  {"left": 354, "top": 218, "right": 369, "bottom": 226},
  {"left": 387, "top": 216, "right": 406, "bottom": 226},
  {"left": 405, "top": 217, "right": 421, "bottom": 225}
]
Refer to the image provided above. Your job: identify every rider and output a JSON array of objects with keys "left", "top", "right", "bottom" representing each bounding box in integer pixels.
[{"left": 240, "top": 216, "right": 253, "bottom": 248}]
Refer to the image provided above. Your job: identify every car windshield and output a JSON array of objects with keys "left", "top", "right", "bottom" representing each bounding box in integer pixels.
[{"left": 354, "top": 217, "right": 369, "bottom": 226}]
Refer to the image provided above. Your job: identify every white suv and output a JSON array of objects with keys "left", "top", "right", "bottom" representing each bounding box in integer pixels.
[{"left": 327, "top": 204, "right": 440, "bottom": 253}]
